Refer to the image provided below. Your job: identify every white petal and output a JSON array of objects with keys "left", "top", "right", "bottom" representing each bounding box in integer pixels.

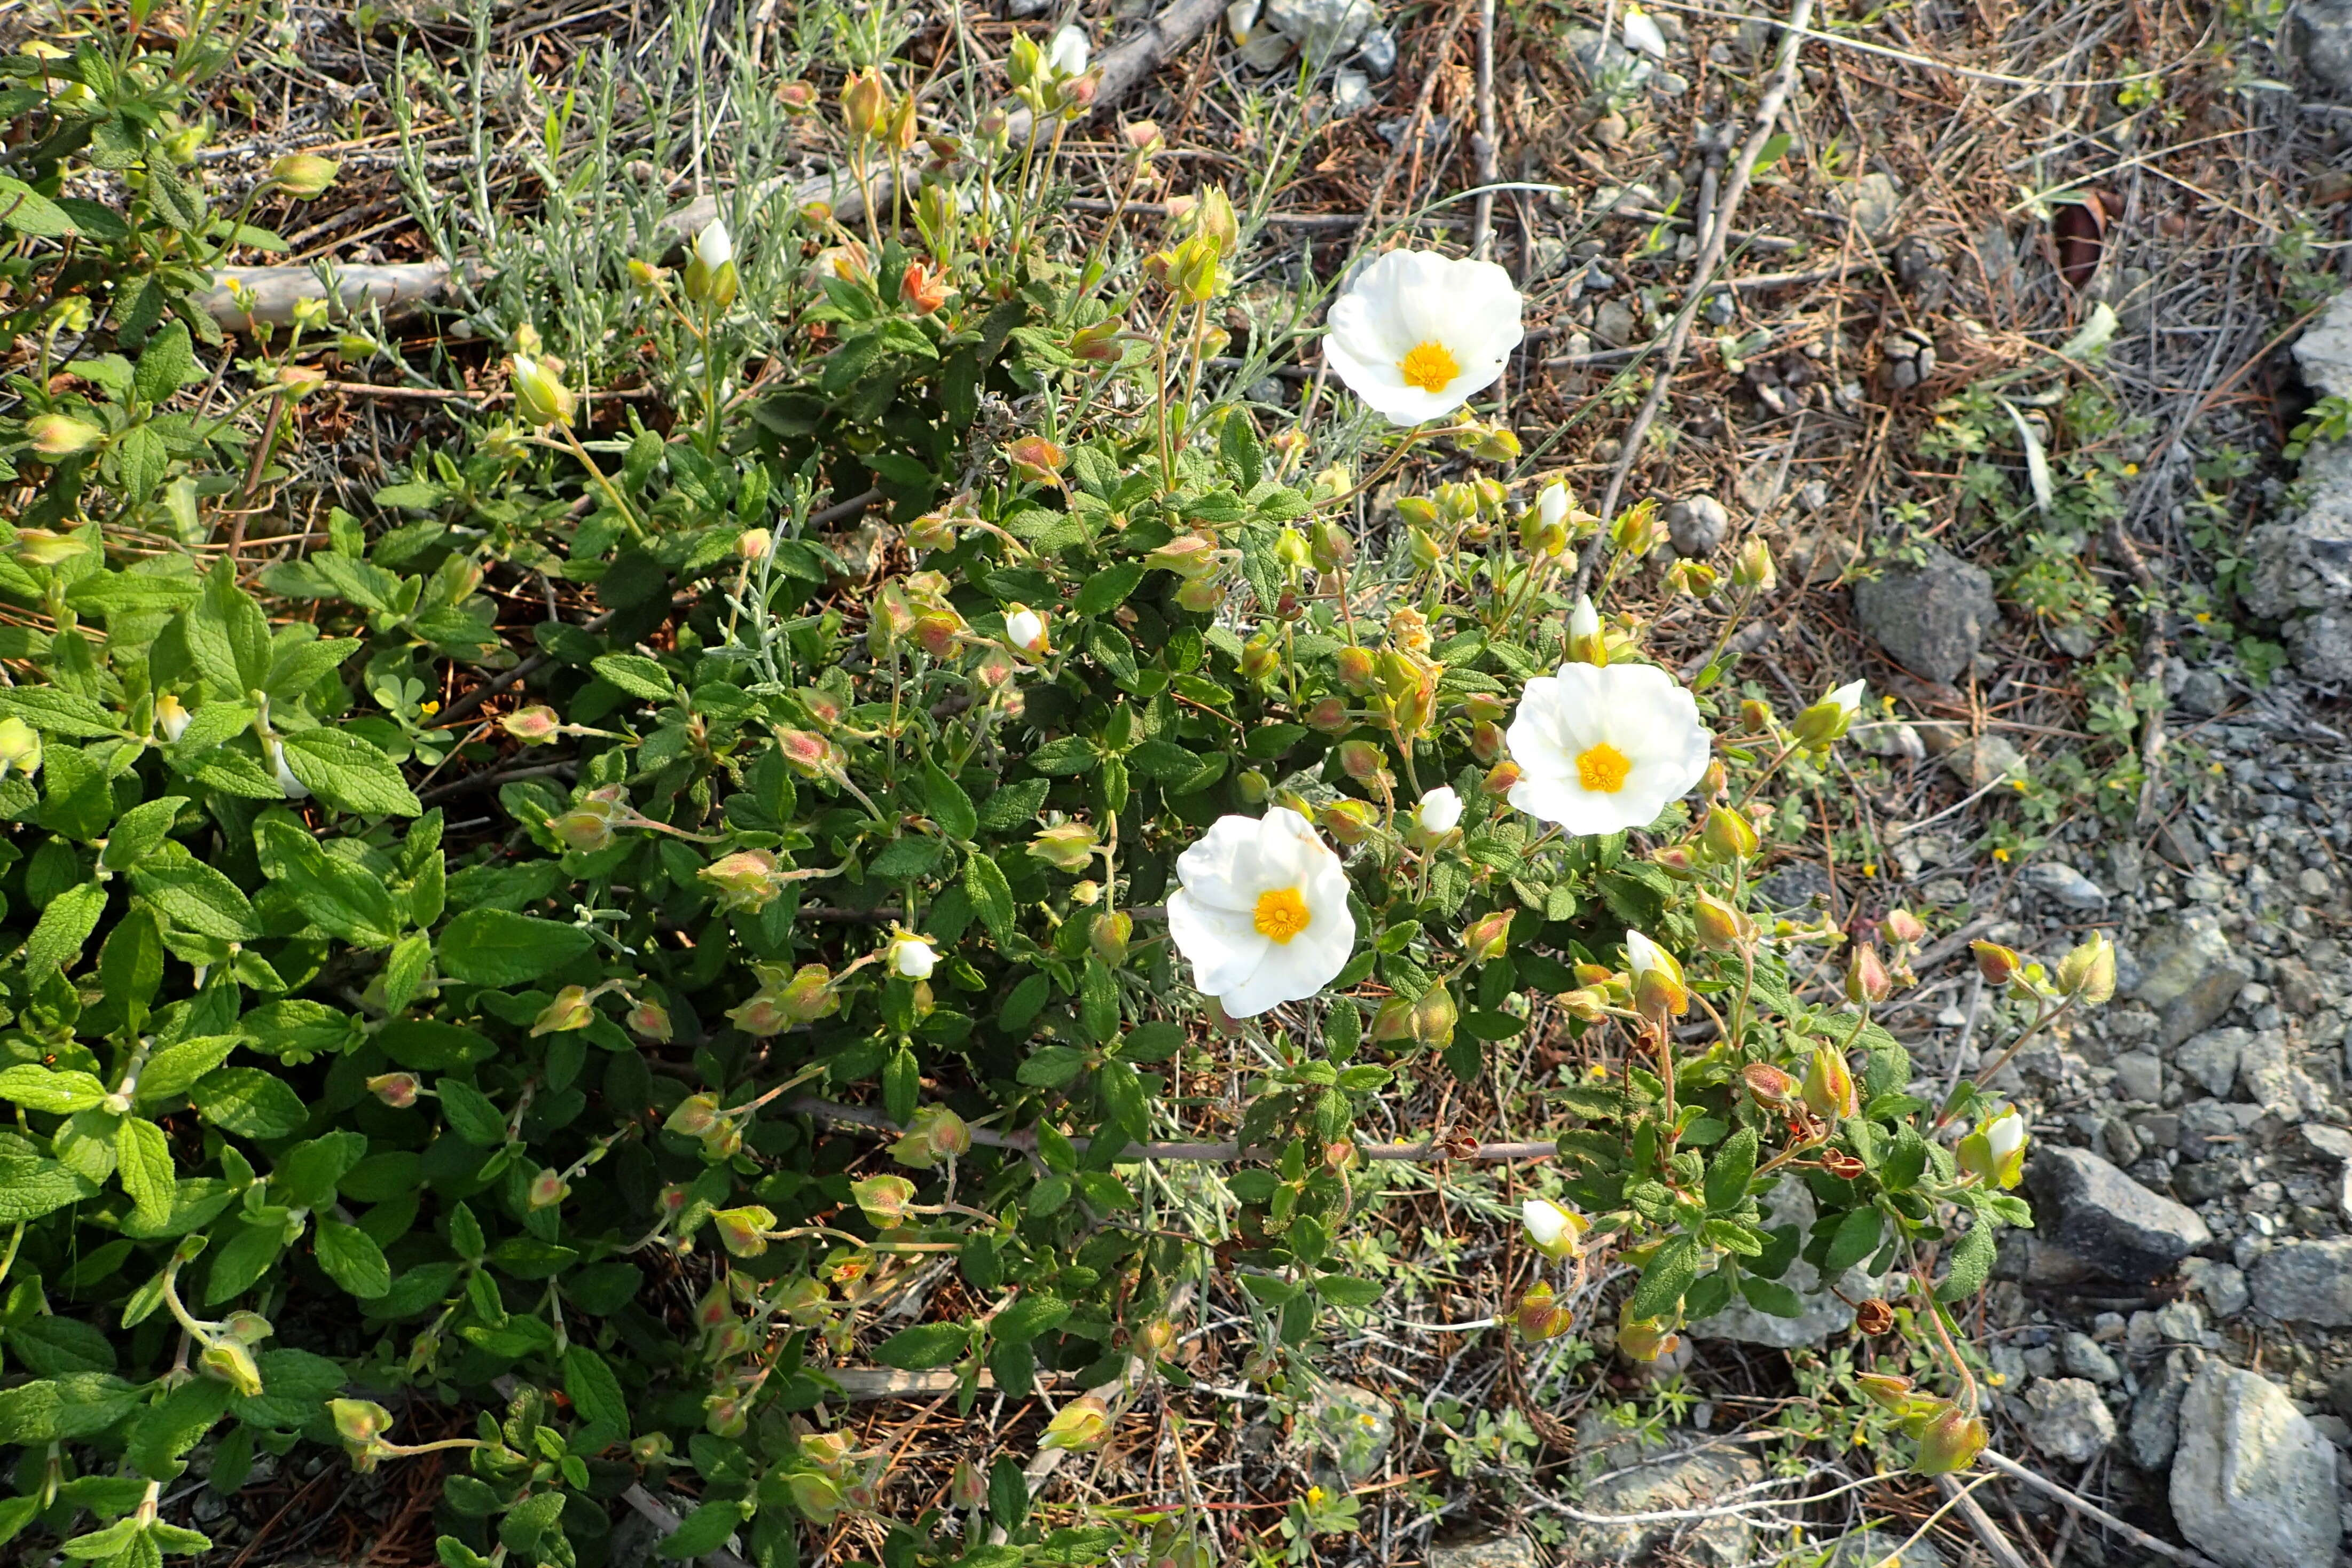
[{"left": 1167, "top": 888, "right": 1269, "bottom": 995}]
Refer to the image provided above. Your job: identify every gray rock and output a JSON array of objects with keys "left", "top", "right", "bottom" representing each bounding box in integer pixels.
[
  {"left": 2129, "top": 1347, "right": 2200, "bottom": 1470},
  {"left": 2237, "top": 1031, "right": 2327, "bottom": 1118},
  {"left": 2060, "top": 1331, "right": 2122, "bottom": 1385},
  {"left": 1824, "top": 1528, "right": 1945, "bottom": 1568},
  {"left": 2179, "top": 1257, "right": 2249, "bottom": 1319},
  {"left": 2024, "top": 1377, "right": 2116, "bottom": 1462},
  {"left": 2246, "top": 432, "right": 2352, "bottom": 680},
  {"left": 2249, "top": 1238, "right": 2352, "bottom": 1325},
  {"left": 2129, "top": 912, "right": 2252, "bottom": 1048},
  {"left": 2169, "top": 1364, "right": 2340, "bottom": 1568},
  {"left": 2025, "top": 1144, "right": 2212, "bottom": 1282},
  {"left": 2292, "top": 273, "right": 2352, "bottom": 396},
  {"left": 1851, "top": 544, "right": 1997, "bottom": 684},
  {"left": 2298, "top": 1123, "right": 2352, "bottom": 1162},
  {"left": 2020, "top": 861, "right": 2108, "bottom": 910},
  {"left": 1666, "top": 494, "right": 1730, "bottom": 556},
  {"left": 1353, "top": 22, "right": 1396, "bottom": 75},
  {"left": 2112, "top": 1051, "right": 2163, "bottom": 1103},
  {"left": 1594, "top": 297, "right": 1642, "bottom": 348},
  {"left": 1328, "top": 67, "right": 1374, "bottom": 115},
  {"left": 1263, "top": 0, "right": 1376, "bottom": 57},
  {"left": 1565, "top": 1416, "right": 1763, "bottom": 1566},
  {"left": 1430, "top": 1536, "right": 1537, "bottom": 1568},
  {"left": 2176, "top": 1027, "right": 2247, "bottom": 1099},
  {"left": 1843, "top": 171, "right": 1903, "bottom": 240},
  {"left": 1690, "top": 1184, "right": 1878, "bottom": 1349},
  {"left": 2285, "top": 606, "right": 2352, "bottom": 681},
  {"left": 1565, "top": 26, "right": 1656, "bottom": 87},
  {"left": 2175, "top": 667, "right": 2231, "bottom": 717},
  {"left": 1942, "top": 734, "right": 2026, "bottom": 789}
]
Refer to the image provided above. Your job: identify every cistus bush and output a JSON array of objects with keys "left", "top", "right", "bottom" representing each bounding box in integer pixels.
[{"left": 0, "top": 15, "right": 2108, "bottom": 1568}]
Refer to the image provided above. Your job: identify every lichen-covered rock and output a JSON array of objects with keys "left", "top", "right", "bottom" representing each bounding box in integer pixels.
[
  {"left": 2169, "top": 1365, "right": 2340, "bottom": 1568},
  {"left": 1850, "top": 543, "right": 1996, "bottom": 684}
]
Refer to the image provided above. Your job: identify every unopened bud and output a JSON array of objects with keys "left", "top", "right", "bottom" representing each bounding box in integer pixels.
[
  {"left": 1846, "top": 943, "right": 1893, "bottom": 1005},
  {"left": 1802, "top": 1044, "right": 1858, "bottom": 1120},
  {"left": 667, "top": 1094, "right": 723, "bottom": 1137},
  {"left": 628, "top": 998, "right": 673, "bottom": 1041},
  {"left": 367, "top": 1072, "right": 420, "bottom": 1109},
  {"left": 1740, "top": 1062, "right": 1798, "bottom": 1107},
  {"left": 1971, "top": 940, "right": 2024, "bottom": 987},
  {"left": 1883, "top": 907, "right": 1927, "bottom": 945},
  {"left": 508, "top": 352, "right": 575, "bottom": 428},
  {"left": 1089, "top": 910, "right": 1132, "bottom": 965},
  {"left": 531, "top": 984, "right": 596, "bottom": 1036},
  {"left": 1693, "top": 892, "right": 1756, "bottom": 951},
  {"left": 546, "top": 801, "right": 618, "bottom": 851},
  {"left": 1462, "top": 910, "right": 1512, "bottom": 963},
  {"left": 1410, "top": 982, "right": 1459, "bottom": 1047},
  {"left": 711, "top": 1204, "right": 775, "bottom": 1257},
  {"left": 28, "top": 413, "right": 104, "bottom": 458},
  {"left": 1702, "top": 804, "right": 1759, "bottom": 861},
  {"left": 2055, "top": 930, "right": 2115, "bottom": 1005},
  {"left": 1029, "top": 820, "right": 1099, "bottom": 872},
  {"left": 852, "top": 1173, "right": 916, "bottom": 1229},
  {"left": 1006, "top": 436, "right": 1067, "bottom": 483},
  {"left": 269, "top": 152, "right": 339, "bottom": 198},
  {"left": 701, "top": 849, "right": 783, "bottom": 913},
  {"left": 1483, "top": 760, "right": 1522, "bottom": 797},
  {"left": 1041, "top": 1395, "right": 1111, "bottom": 1452},
  {"left": 1916, "top": 1405, "right": 1988, "bottom": 1476},
  {"left": 504, "top": 704, "right": 562, "bottom": 744}
]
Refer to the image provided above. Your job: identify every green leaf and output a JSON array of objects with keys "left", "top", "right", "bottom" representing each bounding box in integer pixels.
[
  {"left": 137, "top": 1036, "right": 241, "bottom": 1103},
  {"left": 114, "top": 1118, "right": 174, "bottom": 1224},
  {"left": 260, "top": 828, "right": 401, "bottom": 947},
  {"left": 1703, "top": 1127, "right": 1757, "bottom": 1212},
  {"left": 1017, "top": 1046, "right": 1089, "bottom": 1089},
  {"left": 1313, "top": 1274, "right": 1385, "bottom": 1308},
  {"left": 591, "top": 653, "right": 675, "bottom": 701},
  {"left": 1628, "top": 1234, "right": 1700, "bottom": 1319},
  {"left": 315, "top": 1219, "right": 392, "bottom": 1299},
  {"left": 0, "top": 175, "right": 75, "bottom": 238},
  {"left": 133, "top": 322, "right": 199, "bottom": 404},
  {"left": 0, "top": 1064, "right": 108, "bottom": 1114},
  {"left": 130, "top": 853, "right": 260, "bottom": 940},
  {"left": 562, "top": 1346, "right": 629, "bottom": 1441},
  {"left": 1738, "top": 1275, "right": 1805, "bottom": 1318},
  {"left": 187, "top": 561, "right": 272, "bottom": 696},
  {"left": 1937, "top": 1219, "right": 1996, "bottom": 1302},
  {"left": 26, "top": 883, "right": 107, "bottom": 978},
  {"left": 1125, "top": 739, "right": 1201, "bottom": 781},
  {"left": 437, "top": 1079, "right": 507, "bottom": 1146},
  {"left": 923, "top": 762, "right": 978, "bottom": 841},
  {"left": 1072, "top": 562, "right": 1146, "bottom": 616},
  {"left": 437, "top": 910, "right": 594, "bottom": 985},
  {"left": 278, "top": 728, "right": 421, "bottom": 816},
  {"left": 102, "top": 796, "right": 190, "bottom": 872},
  {"left": 963, "top": 853, "right": 1014, "bottom": 943},
  {"left": 188, "top": 1067, "right": 308, "bottom": 1139},
  {"left": 0, "top": 688, "right": 119, "bottom": 738},
  {"left": 874, "top": 1322, "right": 969, "bottom": 1369},
  {"left": 1823, "top": 1206, "right": 1885, "bottom": 1275},
  {"left": 656, "top": 1500, "right": 743, "bottom": 1560}
]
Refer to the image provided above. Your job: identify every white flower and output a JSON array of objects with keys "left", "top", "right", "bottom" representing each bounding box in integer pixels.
[
  {"left": 695, "top": 218, "right": 733, "bottom": 271},
  {"left": 1414, "top": 786, "right": 1463, "bottom": 836},
  {"left": 1624, "top": 928, "right": 1676, "bottom": 984},
  {"left": 1167, "top": 807, "right": 1356, "bottom": 1018},
  {"left": 1567, "top": 594, "right": 1600, "bottom": 646},
  {"left": 1322, "top": 250, "right": 1524, "bottom": 426},
  {"left": 1621, "top": 3, "right": 1668, "bottom": 59},
  {"left": 889, "top": 932, "right": 939, "bottom": 979},
  {"left": 156, "top": 694, "right": 191, "bottom": 743},
  {"left": 1539, "top": 481, "right": 1570, "bottom": 532},
  {"left": 1048, "top": 25, "right": 1090, "bottom": 75},
  {"left": 1826, "top": 679, "right": 1865, "bottom": 718},
  {"left": 1982, "top": 1107, "right": 2026, "bottom": 1164},
  {"left": 1004, "top": 604, "right": 1048, "bottom": 655},
  {"left": 1521, "top": 1197, "right": 1587, "bottom": 1261},
  {"left": 1505, "top": 662, "right": 1712, "bottom": 835},
  {"left": 267, "top": 740, "right": 310, "bottom": 800}
]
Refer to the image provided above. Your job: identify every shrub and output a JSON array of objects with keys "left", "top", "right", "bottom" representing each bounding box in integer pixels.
[{"left": 0, "top": 18, "right": 2110, "bottom": 1568}]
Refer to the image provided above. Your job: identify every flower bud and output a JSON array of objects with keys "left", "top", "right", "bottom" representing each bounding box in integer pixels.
[
  {"left": 684, "top": 219, "right": 738, "bottom": 309},
  {"left": 1321, "top": 798, "right": 1375, "bottom": 845},
  {"left": 1615, "top": 1304, "right": 1680, "bottom": 1363},
  {"left": 1702, "top": 804, "right": 1759, "bottom": 861},
  {"left": 2055, "top": 930, "right": 2115, "bottom": 1005},
  {"left": 1090, "top": 910, "right": 1132, "bottom": 965},
  {"left": 269, "top": 152, "right": 339, "bottom": 198},
  {"left": 711, "top": 1204, "right": 775, "bottom": 1257},
  {"left": 1003, "top": 603, "right": 1049, "bottom": 655},
  {"left": 0, "top": 717, "right": 43, "bottom": 782},
  {"left": 1029, "top": 820, "right": 1098, "bottom": 873},
  {"left": 1520, "top": 1197, "right": 1587, "bottom": 1262},
  {"left": 531, "top": 984, "right": 595, "bottom": 1036},
  {"left": 1738, "top": 697, "right": 1773, "bottom": 734},
  {"left": 1413, "top": 786, "right": 1463, "bottom": 837},
  {"left": 701, "top": 849, "right": 783, "bottom": 913},
  {"left": 1791, "top": 679, "right": 1866, "bottom": 748},
  {"left": 887, "top": 930, "right": 940, "bottom": 979},
  {"left": 508, "top": 351, "right": 575, "bottom": 428},
  {"left": 367, "top": 1071, "right": 420, "bottom": 1109},
  {"left": 950, "top": 1459, "right": 987, "bottom": 1511},
  {"left": 1845, "top": 943, "right": 1893, "bottom": 1005},
  {"left": 841, "top": 68, "right": 890, "bottom": 137},
  {"left": 1970, "top": 940, "right": 2024, "bottom": 987},
  {"left": 1566, "top": 595, "right": 1608, "bottom": 667},
  {"left": 1409, "top": 982, "right": 1458, "bottom": 1048},
  {"left": 1302, "top": 695, "right": 1350, "bottom": 735},
  {"left": 503, "top": 704, "right": 562, "bottom": 744},
  {"left": 667, "top": 1093, "right": 723, "bottom": 1137},
  {"left": 628, "top": 998, "right": 673, "bottom": 1041},
  {"left": 528, "top": 1167, "right": 569, "bottom": 1209},
  {"left": 28, "top": 413, "right": 104, "bottom": 458},
  {"left": 1041, "top": 1395, "right": 1110, "bottom": 1452},
  {"left": 194, "top": 1340, "right": 260, "bottom": 1399},
  {"left": 1462, "top": 909, "right": 1513, "bottom": 964},
  {"left": 778, "top": 727, "right": 846, "bottom": 780},
  {"left": 788, "top": 1470, "right": 844, "bottom": 1523},
  {"left": 778, "top": 964, "right": 838, "bottom": 1022},
  {"left": 1235, "top": 768, "right": 1270, "bottom": 804},
  {"left": 1883, "top": 907, "right": 1927, "bottom": 945},
  {"left": 1006, "top": 435, "right": 1068, "bottom": 483},
  {"left": 1335, "top": 739, "right": 1384, "bottom": 783},
  {"left": 632, "top": 1431, "right": 675, "bottom": 1465},
  {"left": 1369, "top": 995, "right": 1415, "bottom": 1042},
  {"left": 1740, "top": 1062, "right": 1798, "bottom": 1107},
  {"left": 1693, "top": 892, "right": 1757, "bottom": 952},
  {"left": 1801, "top": 1044, "right": 1858, "bottom": 1120},
  {"left": 1957, "top": 1106, "right": 2028, "bottom": 1188},
  {"left": 1515, "top": 1279, "right": 1572, "bottom": 1340},
  {"left": 1733, "top": 536, "right": 1778, "bottom": 592},
  {"left": 852, "top": 1173, "right": 917, "bottom": 1229},
  {"left": 1915, "top": 1405, "right": 1987, "bottom": 1476},
  {"left": 1624, "top": 930, "right": 1688, "bottom": 1019},
  {"left": 1483, "top": 759, "right": 1522, "bottom": 797}
]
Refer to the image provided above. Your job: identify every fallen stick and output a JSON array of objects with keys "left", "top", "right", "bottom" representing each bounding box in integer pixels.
[
  {"left": 196, "top": 0, "right": 1225, "bottom": 332},
  {"left": 1979, "top": 1449, "right": 2224, "bottom": 1568}
]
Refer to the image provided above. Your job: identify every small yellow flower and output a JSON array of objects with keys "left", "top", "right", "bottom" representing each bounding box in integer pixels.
[
  {"left": 419, "top": 700, "right": 441, "bottom": 716},
  {"left": 1861, "top": 863, "right": 1877, "bottom": 877},
  {"left": 2010, "top": 778, "right": 2027, "bottom": 791},
  {"left": 1305, "top": 1487, "right": 1326, "bottom": 1507},
  {"left": 2193, "top": 611, "right": 2212, "bottom": 624},
  {"left": 1992, "top": 846, "right": 2011, "bottom": 862},
  {"left": 2122, "top": 462, "right": 2139, "bottom": 475}
]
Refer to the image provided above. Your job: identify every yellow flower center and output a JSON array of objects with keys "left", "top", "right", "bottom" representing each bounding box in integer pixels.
[
  {"left": 1253, "top": 886, "right": 1312, "bottom": 944},
  {"left": 1397, "top": 340, "right": 1460, "bottom": 393},
  {"left": 1574, "top": 741, "right": 1632, "bottom": 793}
]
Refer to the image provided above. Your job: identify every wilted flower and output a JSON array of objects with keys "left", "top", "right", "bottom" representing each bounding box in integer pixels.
[
  {"left": 1322, "top": 250, "right": 1525, "bottom": 426},
  {"left": 547, "top": 799, "right": 619, "bottom": 852},
  {"left": 270, "top": 152, "right": 340, "bottom": 197},
  {"left": 27, "top": 413, "right": 103, "bottom": 458},
  {"left": 1970, "top": 939, "right": 2024, "bottom": 987},
  {"left": 888, "top": 930, "right": 939, "bottom": 979},
  {"left": 1505, "top": 663, "right": 1712, "bottom": 836},
  {"left": 1461, "top": 908, "right": 1513, "bottom": 963},
  {"left": 1740, "top": 1062, "right": 1798, "bottom": 1107},
  {"left": 890, "top": 1104, "right": 973, "bottom": 1167},
  {"left": 899, "top": 261, "right": 950, "bottom": 315},
  {"left": 777, "top": 964, "right": 838, "bottom": 1022},
  {"left": 1693, "top": 892, "right": 1757, "bottom": 951},
  {"left": 700, "top": 849, "right": 783, "bottom": 913},
  {"left": 787, "top": 1469, "right": 844, "bottom": 1523},
  {"left": 1166, "top": 809, "right": 1356, "bottom": 1018},
  {"left": 2055, "top": 930, "right": 2115, "bottom": 1004},
  {"left": 1701, "top": 804, "right": 1759, "bottom": 861},
  {"left": 1516, "top": 1279, "right": 1573, "bottom": 1340},
  {"left": 1410, "top": 981, "right": 1458, "bottom": 1047},
  {"left": 1802, "top": 1044, "right": 1858, "bottom": 1119},
  {"left": 841, "top": 68, "right": 890, "bottom": 137},
  {"left": 1615, "top": 1302, "right": 1680, "bottom": 1363},
  {"left": 736, "top": 528, "right": 773, "bottom": 561},
  {"left": 1091, "top": 910, "right": 1132, "bottom": 965},
  {"left": 1884, "top": 907, "right": 1927, "bottom": 945},
  {"left": 1521, "top": 1197, "right": 1588, "bottom": 1262},
  {"left": 1734, "top": 536, "right": 1777, "bottom": 592},
  {"left": 777, "top": 727, "right": 845, "bottom": 781}
]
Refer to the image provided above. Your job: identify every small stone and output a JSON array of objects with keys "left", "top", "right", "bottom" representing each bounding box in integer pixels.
[
  {"left": 1943, "top": 734, "right": 2026, "bottom": 790},
  {"left": 2020, "top": 861, "right": 2108, "bottom": 910},
  {"left": 2298, "top": 1123, "right": 2352, "bottom": 1162},
  {"left": 2024, "top": 1377, "right": 2116, "bottom": 1462},
  {"left": 2025, "top": 1145, "right": 2213, "bottom": 1282},
  {"left": 1565, "top": 26, "right": 1656, "bottom": 87},
  {"left": 1328, "top": 68, "right": 1374, "bottom": 115},
  {"left": 1430, "top": 1535, "right": 1538, "bottom": 1568},
  {"left": 2169, "top": 1364, "right": 2340, "bottom": 1568},
  {"left": 2129, "top": 1346, "right": 2200, "bottom": 1470},
  {"left": 1562, "top": 1415, "right": 1763, "bottom": 1566},
  {"left": 1851, "top": 543, "right": 1997, "bottom": 685},
  {"left": 2112, "top": 1052, "right": 2163, "bottom": 1102},
  {"left": 1353, "top": 22, "right": 1397, "bottom": 74},
  {"left": 1666, "top": 494, "right": 1730, "bottom": 555},
  {"left": 1263, "top": 0, "right": 1376, "bottom": 57},
  {"left": 1843, "top": 171, "right": 1902, "bottom": 239},
  {"left": 2175, "top": 1027, "right": 2247, "bottom": 1099},
  {"left": 1594, "top": 297, "right": 1641, "bottom": 348},
  {"left": 2130, "top": 912, "right": 2252, "bottom": 1049},
  {"left": 2060, "top": 1331, "right": 2122, "bottom": 1384},
  {"left": 2175, "top": 667, "right": 2231, "bottom": 716},
  {"left": 2249, "top": 1238, "right": 2352, "bottom": 1325}
]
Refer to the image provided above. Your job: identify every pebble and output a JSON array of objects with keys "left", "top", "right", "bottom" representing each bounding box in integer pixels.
[
  {"left": 2020, "top": 861, "right": 2109, "bottom": 909},
  {"left": 2024, "top": 1376, "right": 2116, "bottom": 1462}
]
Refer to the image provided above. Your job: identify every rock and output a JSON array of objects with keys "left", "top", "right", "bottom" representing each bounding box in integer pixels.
[
  {"left": 1943, "top": 734, "right": 2025, "bottom": 789},
  {"left": 1666, "top": 494, "right": 1730, "bottom": 556},
  {"left": 1851, "top": 543, "right": 1997, "bottom": 684},
  {"left": 2292, "top": 274, "right": 2352, "bottom": 397},
  {"left": 2249, "top": 1238, "right": 2352, "bottom": 1325},
  {"left": 2246, "top": 432, "right": 2352, "bottom": 681},
  {"left": 1824, "top": 1528, "right": 1945, "bottom": 1568},
  {"left": 2179, "top": 1257, "right": 2249, "bottom": 1319},
  {"left": 2174, "top": 666, "right": 2231, "bottom": 717},
  {"left": 1565, "top": 26, "right": 1656, "bottom": 87},
  {"left": 2025, "top": 1145, "right": 2212, "bottom": 1282},
  {"left": 2020, "top": 861, "right": 2108, "bottom": 910},
  {"left": 1353, "top": 22, "right": 1397, "bottom": 74},
  {"left": 2129, "top": 1347, "right": 2200, "bottom": 1470},
  {"left": 1328, "top": 68, "right": 1374, "bottom": 115},
  {"left": 2169, "top": 1365, "right": 2340, "bottom": 1568},
  {"left": 1594, "top": 297, "right": 1641, "bottom": 348},
  {"left": 2060, "top": 1331, "right": 2122, "bottom": 1384},
  {"left": 2176, "top": 1029, "right": 2246, "bottom": 1098},
  {"left": 2285, "top": 607, "right": 2352, "bottom": 680},
  {"left": 1690, "top": 1184, "right": 1879, "bottom": 1349},
  {"left": 2130, "top": 913, "right": 2251, "bottom": 1049},
  {"left": 2024, "top": 1377, "right": 2116, "bottom": 1462},
  {"left": 2112, "top": 1052, "right": 2163, "bottom": 1102},
  {"left": 2298, "top": 1123, "right": 2352, "bottom": 1162},
  {"left": 2237, "top": 1032, "right": 2327, "bottom": 1118},
  {"left": 1564, "top": 1416, "right": 1763, "bottom": 1566},
  {"left": 1430, "top": 1535, "right": 1538, "bottom": 1568},
  {"left": 1263, "top": 0, "right": 1376, "bottom": 57},
  {"left": 1843, "top": 171, "right": 1902, "bottom": 239}
]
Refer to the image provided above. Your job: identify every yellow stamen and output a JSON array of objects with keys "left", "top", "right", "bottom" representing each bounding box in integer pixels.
[
  {"left": 1575, "top": 741, "right": 1631, "bottom": 794},
  {"left": 1253, "top": 887, "right": 1312, "bottom": 944},
  {"left": 1397, "top": 340, "right": 1460, "bottom": 393}
]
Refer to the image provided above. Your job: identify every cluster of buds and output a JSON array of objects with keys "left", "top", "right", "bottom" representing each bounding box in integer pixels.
[
  {"left": 1006, "top": 25, "right": 1100, "bottom": 114},
  {"left": 889, "top": 1104, "right": 973, "bottom": 1169},
  {"left": 1856, "top": 1373, "right": 1989, "bottom": 1475},
  {"left": 725, "top": 961, "right": 839, "bottom": 1038}
]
